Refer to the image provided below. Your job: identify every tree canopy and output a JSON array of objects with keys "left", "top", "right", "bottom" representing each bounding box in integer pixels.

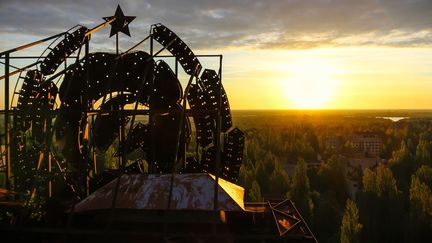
[{"left": 341, "top": 199, "right": 362, "bottom": 243}]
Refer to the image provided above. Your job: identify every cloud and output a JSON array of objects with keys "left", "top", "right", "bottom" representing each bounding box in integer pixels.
[{"left": 0, "top": 0, "right": 431, "bottom": 51}]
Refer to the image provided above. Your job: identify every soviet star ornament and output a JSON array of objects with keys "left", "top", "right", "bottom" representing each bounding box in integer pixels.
[{"left": 103, "top": 5, "right": 136, "bottom": 37}]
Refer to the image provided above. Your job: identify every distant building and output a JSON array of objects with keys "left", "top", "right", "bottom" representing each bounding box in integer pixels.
[
  {"left": 325, "top": 133, "right": 383, "bottom": 157},
  {"left": 347, "top": 133, "right": 383, "bottom": 157},
  {"left": 324, "top": 133, "right": 384, "bottom": 198},
  {"left": 324, "top": 136, "right": 343, "bottom": 150},
  {"left": 343, "top": 156, "right": 382, "bottom": 198}
]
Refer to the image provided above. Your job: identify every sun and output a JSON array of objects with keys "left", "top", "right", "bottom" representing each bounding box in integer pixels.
[{"left": 281, "top": 59, "right": 340, "bottom": 109}]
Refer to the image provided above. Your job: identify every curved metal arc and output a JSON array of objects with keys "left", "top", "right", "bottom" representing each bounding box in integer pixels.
[
  {"left": 120, "top": 37, "right": 180, "bottom": 161},
  {"left": 10, "top": 68, "right": 26, "bottom": 108},
  {"left": 26, "top": 96, "right": 58, "bottom": 201},
  {"left": 36, "top": 25, "right": 85, "bottom": 65},
  {"left": 42, "top": 44, "right": 88, "bottom": 86}
]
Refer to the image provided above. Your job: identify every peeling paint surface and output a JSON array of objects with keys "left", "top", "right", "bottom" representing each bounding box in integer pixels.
[{"left": 74, "top": 173, "right": 245, "bottom": 212}]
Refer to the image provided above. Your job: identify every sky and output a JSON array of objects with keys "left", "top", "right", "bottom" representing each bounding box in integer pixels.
[{"left": 0, "top": 0, "right": 432, "bottom": 109}]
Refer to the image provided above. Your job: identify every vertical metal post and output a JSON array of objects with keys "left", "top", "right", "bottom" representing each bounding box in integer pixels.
[
  {"left": 48, "top": 153, "right": 52, "bottom": 198},
  {"left": 6, "top": 126, "right": 10, "bottom": 190},
  {"left": 150, "top": 34, "right": 153, "bottom": 56},
  {"left": 174, "top": 57, "right": 186, "bottom": 168},
  {"left": 213, "top": 55, "right": 223, "bottom": 211},
  {"left": 110, "top": 33, "right": 126, "bottom": 213},
  {"left": 119, "top": 32, "right": 125, "bottom": 171},
  {"left": 149, "top": 34, "right": 155, "bottom": 173},
  {"left": 64, "top": 33, "right": 68, "bottom": 70},
  {"left": 92, "top": 113, "right": 97, "bottom": 175},
  {"left": 45, "top": 97, "right": 54, "bottom": 198},
  {"left": 114, "top": 32, "right": 120, "bottom": 176},
  {"left": 119, "top": 111, "right": 125, "bottom": 170},
  {"left": 117, "top": 55, "right": 122, "bottom": 170},
  {"left": 4, "top": 53, "right": 10, "bottom": 190},
  {"left": 84, "top": 38, "right": 90, "bottom": 196},
  {"left": 116, "top": 33, "right": 119, "bottom": 55},
  {"left": 115, "top": 31, "right": 120, "bottom": 170}
]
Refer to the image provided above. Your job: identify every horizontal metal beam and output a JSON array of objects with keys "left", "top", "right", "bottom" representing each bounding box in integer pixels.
[
  {"left": 154, "top": 54, "right": 223, "bottom": 58},
  {"left": 0, "top": 54, "right": 222, "bottom": 59},
  {"left": 0, "top": 56, "right": 78, "bottom": 59},
  {"left": 0, "top": 61, "right": 41, "bottom": 80},
  {"left": 0, "top": 32, "right": 67, "bottom": 57},
  {"left": 0, "top": 61, "right": 25, "bottom": 71},
  {"left": 0, "top": 108, "right": 218, "bottom": 117}
]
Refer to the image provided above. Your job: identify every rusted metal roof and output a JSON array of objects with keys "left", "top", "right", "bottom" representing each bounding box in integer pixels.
[{"left": 74, "top": 173, "right": 245, "bottom": 212}]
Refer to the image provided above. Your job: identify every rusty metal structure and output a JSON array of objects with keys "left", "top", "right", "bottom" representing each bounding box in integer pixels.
[{"left": 0, "top": 6, "right": 317, "bottom": 242}]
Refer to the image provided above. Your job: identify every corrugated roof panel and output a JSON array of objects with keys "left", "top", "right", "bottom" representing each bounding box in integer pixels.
[{"left": 74, "top": 173, "right": 245, "bottom": 212}]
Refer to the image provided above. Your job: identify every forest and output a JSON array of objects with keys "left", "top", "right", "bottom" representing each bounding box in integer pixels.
[
  {"left": 233, "top": 110, "right": 432, "bottom": 243},
  {"left": 1, "top": 110, "right": 432, "bottom": 242}
]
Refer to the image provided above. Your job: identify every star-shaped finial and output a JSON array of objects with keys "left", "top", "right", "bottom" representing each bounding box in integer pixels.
[{"left": 103, "top": 5, "right": 136, "bottom": 37}]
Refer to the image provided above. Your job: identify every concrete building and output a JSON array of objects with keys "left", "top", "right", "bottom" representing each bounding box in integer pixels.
[
  {"left": 343, "top": 156, "right": 382, "bottom": 198},
  {"left": 347, "top": 133, "right": 383, "bottom": 157},
  {"left": 325, "top": 133, "right": 384, "bottom": 198},
  {"left": 324, "top": 136, "right": 343, "bottom": 150}
]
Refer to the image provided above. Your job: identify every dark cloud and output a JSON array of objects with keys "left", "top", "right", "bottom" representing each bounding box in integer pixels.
[{"left": 0, "top": 0, "right": 431, "bottom": 51}]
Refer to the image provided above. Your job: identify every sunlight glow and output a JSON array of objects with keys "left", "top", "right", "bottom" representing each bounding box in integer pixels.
[{"left": 281, "top": 59, "right": 340, "bottom": 109}]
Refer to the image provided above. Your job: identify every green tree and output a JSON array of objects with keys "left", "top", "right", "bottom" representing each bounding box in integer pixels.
[
  {"left": 391, "top": 141, "right": 412, "bottom": 165},
  {"left": 375, "top": 163, "right": 399, "bottom": 197},
  {"left": 246, "top": 139, "right": 263, "bottom": 163},
  {"left": 362, "top": 168, "right": 377, "bottom": 193},
  {"left": 416, "top": 139, "right": 432, "bottom": 165},
  {"left": 238, "top": 161, "right": 255, "bottom": 190},
  {"left": 312, "top": 191, "right": 343, "bottom": 242},
  {"left": 249, "top": 180, "right": 262, "bottom": 202},
  {"left": 409, "top": 176, "right": 432, "bottom": 217},
  {"left": 389, "top": 141, "right": 415, "bottom": 192},
  {"left": 269, "top": 166, "right": 290, "bottom": 197},
  {"left": 340, "top": 199, "right": 362, "bottom": 243},
  {"left": 407, "top": 176, "right": 432, "bottom": 241},
  {"left": 318, "top": 156, "right": 348, "bottom": 204},
  {"left": 254, "top": 151, "right": 286, "bottom": 197},
  {"left": 415, "top": 164, "right": 432, "bottom": 187},
  {"left": 358, "top": 163, "right": 403, "bottom": 242},
  {"left": 362, "top": 163, "right": 398, "bottom": 197},
  {"left": 288, "top": 158, "right": 314, "bottom": 221}
]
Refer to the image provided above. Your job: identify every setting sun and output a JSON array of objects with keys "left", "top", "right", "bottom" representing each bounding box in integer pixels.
[{"left": 281, "top": 59, "right": 340, "bottom": 109}]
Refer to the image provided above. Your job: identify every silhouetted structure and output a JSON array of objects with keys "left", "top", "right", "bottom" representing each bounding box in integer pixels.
[{"left": 0, "top": 5, "right": 316, "bottom": 242}]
